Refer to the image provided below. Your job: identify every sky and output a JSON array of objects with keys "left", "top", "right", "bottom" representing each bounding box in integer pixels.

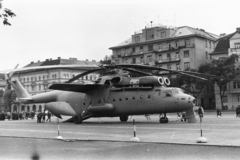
[{"left": 0, "top": 0, "right": 239, "bottom": 70}]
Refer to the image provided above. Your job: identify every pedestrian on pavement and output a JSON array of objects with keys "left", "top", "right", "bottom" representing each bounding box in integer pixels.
[
  {"left": 46, "top": 111, "right": 51, "bottom": 122},
  {"left": 236, "top": 106, "right": 240, "bottom": 118},
  {"left": 37, "top": 111, "right": 42, "bottom": 123},
  {"left": 42, "top": 110, "right": 46, "bottom": 123},
  {"left": 217, "top": 107, "right": 222, "bottom": 117},
  {"left": 198, "top": 106, "right": 204, "bottom": 118}
]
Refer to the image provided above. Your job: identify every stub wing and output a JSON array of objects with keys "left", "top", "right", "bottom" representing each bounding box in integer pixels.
[{"left": 49, "top": 83, "right": 102, "bottom": 93}]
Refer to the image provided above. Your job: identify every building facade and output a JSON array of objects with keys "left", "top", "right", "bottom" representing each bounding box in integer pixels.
[
  {"left": 109, "top": 25, "right": 219, "bottom": 109},
  {"left": 7, "top": 57, "right": 99, "bottom": 112},
  {"left": 209, "top": 28, "right": 240, "bottom": 109}
]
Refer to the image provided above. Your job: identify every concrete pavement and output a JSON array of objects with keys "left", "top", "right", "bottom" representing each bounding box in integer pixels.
[{"left": 1, "top": 111, "right": 240, "bottom": 146}]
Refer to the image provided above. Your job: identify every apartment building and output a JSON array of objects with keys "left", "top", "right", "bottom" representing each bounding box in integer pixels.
[
  {"left": 7, "top": 57, "right": 99, "bottom": 112},
  {"left": 209, "top": 28, "right": 240, "bottom": 109},
  {"left": 109, "top": 25, "right": 218, "bottom": 109}
]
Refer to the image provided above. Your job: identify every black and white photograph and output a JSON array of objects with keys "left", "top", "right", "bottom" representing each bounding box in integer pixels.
[{"left": 0, "top": 0, "right": 240, "bottom": 159}]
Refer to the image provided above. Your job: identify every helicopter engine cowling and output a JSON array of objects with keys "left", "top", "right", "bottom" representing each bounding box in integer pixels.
[{"left": 110, "top": 76, "right": 170, "bottom": 86}]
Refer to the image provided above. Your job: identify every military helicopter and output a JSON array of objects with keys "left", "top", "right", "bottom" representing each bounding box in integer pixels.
[{"left": 6, "top": 64, "right": 207, "bottom": 124}]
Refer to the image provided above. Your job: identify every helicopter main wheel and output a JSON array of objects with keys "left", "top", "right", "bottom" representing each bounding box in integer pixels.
[
  {"left": 159, "top": 117, "right": 168, "bottom": 123},
  {"left": 119, "top": 115, "right": 128, "bottom": 122},
  {"left": 73, "top": 114, "right": 83, "bottom": 124}
]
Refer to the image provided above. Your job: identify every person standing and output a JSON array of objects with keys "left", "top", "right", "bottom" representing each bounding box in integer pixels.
[
  {"left": 236, "top": 106, "right": 240, "bottom": 118},
  {"left": 37, "top": 111, "right": 42, "bottom": 123},
  {"left": 46, "top": 111, "right": 51, "bottom": 122},
  {"left": 198, "top": 106, "right": 204, "bottom": 118},
  {"left": 217, "top": 107, "right": 222, "bottom": 117},
  {"left": 42, "top": 110, "right": 46, "bottom": 123}
]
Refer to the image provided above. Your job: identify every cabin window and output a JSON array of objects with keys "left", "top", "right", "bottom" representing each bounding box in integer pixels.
[
  {"left": 148, "top": 94, "right": 151, "bottom": 98},
  {"left": 126, "top": 97, "right": 128, "bottom": 100},
  {"left": 165, "top": 91, "right": 172, "bottom": 97},
  {"left": 113, "top": 99, "right": 116, "bottom": 102},
  {"left": 119, "top": 98, "right": 122, "bottom": 101},
  {"left": 132, "top": 96, "right": 135, "bottom": 100},
  {"left": 140, "top": 95, "right": 143, "bottom": 99}
]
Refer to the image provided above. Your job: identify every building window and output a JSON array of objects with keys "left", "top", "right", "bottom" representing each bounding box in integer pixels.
[
  {"left": 167, "top": 64, "right": 171, "bottom": 69},
  {"left": 176, "top": 52, "right": 179, "bottom": 59},
  {"left": 167, "top": 53, "right": 171, "bottom": 60},
  {"left": 238, "top": 83, "right": 240, "bottom": 88},
  {"left": 238, "top": 95, "right": 240, "bottom": 102},
  {"left": 132, "top": 58, "right": 136, "bottom": 64},
  {"left": 140, "top": 46, "right": 143, "bottom": 53},
  {"left": 184, "top": 62, "right": 190, "bottom": 70},
  {"left": 146, "top": 29, "right": 154, "bottom": 40},
  {"left": 132, "top": 47, "right": 135, "bottom": 53},
  {"left": 185, "top": 39, "right": 190, "bottom": 45},
  {"left": 158, "top": 54, "right": 162, "bottom": 61},
  {"left": 209, "top": 41, "right": 211, "bottom": 48},
  {"left": 140, "top": 57, "right": 144, "bottom": 63},
  {"left": 175, "top": 41, "right": 179, "bottom": 48},
  {"left": 233, "top": 82, "right": 236, "bottom": 89},
  {"left": 135, "top": 36, "right": 140, "bottom": 42},
  {"left": 167, "top": 43, "right": 171, "bottom": 49},
  {"left": 206, "top": 52, "right": 208, "bottom": 59},
  {"left": 235, "top": 43, "right": 240, "bottom": 49},
  {"left": 161, "top": 31, "right": 166, "bottom": 38},
  {"left": 125, "top": 59, "right": 128, "bottom": 64},
  {"left": 176, "top": 63, "right": 180, "bottom": 70},
  {"left": 184, "top": 50, "right": 189, "bottom": 58},
  {"left": 205, "top": 40, "right": 208, "bottom": 48},
  {"left": 147, "top": 55, "right": 152, "bottom": 62},
  {"left": 158, "top": 44, "right": 162, "bottom": 50},
  {"left": 148, "top": 45, "right": 153, "bottom": 51},
  {"left": 116, "top": 50, "right": 121, "bottom": 56}
]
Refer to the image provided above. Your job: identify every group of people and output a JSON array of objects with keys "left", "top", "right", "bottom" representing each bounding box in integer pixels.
[
  {"left": 37, "top": 110, "right": 52, "bottom": 123},
  {"left": 0, "top": 110, "right": 52, "bottom": 122},
  {"left": 0, "top": 111, "right": 37, "bottom": 120}
]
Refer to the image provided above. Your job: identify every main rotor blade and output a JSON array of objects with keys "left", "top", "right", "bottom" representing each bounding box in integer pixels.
[
  {"left": 66, "top": 68, "right": 103, "bottom": 83},
  {"left": 118, "top": 64, "right": 208, "bottom": 80},
  {"left": 121, "top": 67, "right": 152, "bottom": 76}
]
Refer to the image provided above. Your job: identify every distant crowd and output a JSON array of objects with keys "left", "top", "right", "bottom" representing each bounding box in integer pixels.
[{"left": 0, "top": 110, "right": 52, "bottom": 123}]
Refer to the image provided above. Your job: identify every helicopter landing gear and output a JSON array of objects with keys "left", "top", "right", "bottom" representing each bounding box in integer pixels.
[
  {"left": 159, "top": 113, "right": 168, "bottom": 123},
  {"left": 73, "top": 114, "right": 83, "bottom": 124},
  {"left": 120, "top": 115, "right": 128, "bottom": 122}
]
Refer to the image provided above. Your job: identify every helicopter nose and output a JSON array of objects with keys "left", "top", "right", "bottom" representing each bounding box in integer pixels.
[{"left": 188, "top": 96, "right": 196, "bottom": 105}]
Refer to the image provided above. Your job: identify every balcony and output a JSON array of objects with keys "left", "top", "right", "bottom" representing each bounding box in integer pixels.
[
  {"left": 229, "top": 48, "right": 240, "bottom": 55},
  {"left": 155, "top": 57, "right": 181, "bottom": 64}
]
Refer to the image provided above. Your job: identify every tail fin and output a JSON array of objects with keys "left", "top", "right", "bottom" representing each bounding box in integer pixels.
[{"left": 8, "top": 79, "right": 33, "bottom": 103}]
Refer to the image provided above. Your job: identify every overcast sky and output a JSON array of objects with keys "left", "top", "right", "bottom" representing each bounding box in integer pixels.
[{"left": 0, "top": 0, "right": 239, "bottom": 70}]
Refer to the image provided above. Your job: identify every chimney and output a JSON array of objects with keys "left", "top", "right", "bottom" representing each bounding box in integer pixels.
[
  {"left": 220, "top": 33, "right": 226, "bottom": 37},
  {"left": 50, "top": 58, "right": 52, "bottom": 61},
  {"left": 236, "top": 27, "right": 240, "bottom": 33},
  {"left": 38, "top": 60, "right": 40, "bottom": 62},
  {"left": 46, "top": 59, "right": 49, "bottom": 61},
  {"left": 58, "top": 57, "right": 61, "bottom": 60},
  {"left": 86, "top": 59, "right": 88, "bottom": 61},
  {"left": 30, "top": 61, "right": 34, "bottom": 64}
]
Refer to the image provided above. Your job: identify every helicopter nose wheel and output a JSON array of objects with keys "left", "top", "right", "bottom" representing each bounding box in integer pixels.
[
  {"left": 159, "top": 113, "right": 168, "bottom": 123},
  {"left": 73, "top": 114, "right": 83, "bottom": 124},
  {"left": 119, "top": 115, "right": 128, "bottom": 122}
]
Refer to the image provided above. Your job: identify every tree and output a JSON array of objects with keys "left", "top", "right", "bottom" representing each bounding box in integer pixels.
[
  {"left": 171, "top": 69, "right": 211, "bottom": 105},
  {"left": 100, "top": 55, "right": 112, "bottom": 64},
  {"left": 198, "top": 54, "right": 240, "bottom": 109},
  {"left": 0, "top": 0, "right": 16, "bottom": 26}
]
